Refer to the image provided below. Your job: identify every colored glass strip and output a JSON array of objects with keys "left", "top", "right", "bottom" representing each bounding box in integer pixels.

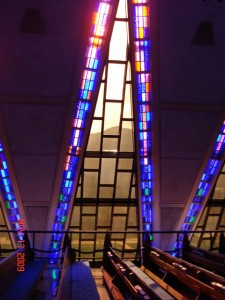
[
  {"left": 173, "top": 120, "right": 225, "bottom": 252},
  {"left": 130, "top": 0, "right": 153, "bottom": 233},
  {"left": 49, "top": 0, "right": 114, "bottom": 263},
  {"left": 0, "top": 142, "right": 24, "bottom": 241}
]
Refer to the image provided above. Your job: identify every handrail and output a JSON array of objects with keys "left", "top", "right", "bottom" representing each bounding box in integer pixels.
[{"left": 1, "top": 229, "right": 223, "bottom": 261}]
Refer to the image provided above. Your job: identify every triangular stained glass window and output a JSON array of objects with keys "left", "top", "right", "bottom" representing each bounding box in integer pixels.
[
  {"left": 50, "top": 0, "right": 153, "bottom": 263},
  {"left": 69, "top": 0, "right": 139, "bottom": 262}
]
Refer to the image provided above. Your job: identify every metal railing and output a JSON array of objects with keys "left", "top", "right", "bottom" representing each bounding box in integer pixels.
[{"left": 0, "top": 229, "right": 223, "bottom": 262}]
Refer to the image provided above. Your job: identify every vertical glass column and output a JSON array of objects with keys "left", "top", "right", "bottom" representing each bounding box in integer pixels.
[
  {"left": 173, "top": 120, "right": 225, "bottom": 252},
  {"left": 0, "top": 142, "right": 23, "bottom": 242},
  {"left": 129, "top": 0, "right": 153, "bottom": 234},
  {"left": 49, "top": 0, "right": 117, "bottom": 263}
]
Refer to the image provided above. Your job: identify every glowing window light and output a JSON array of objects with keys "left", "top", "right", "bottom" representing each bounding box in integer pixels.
[
  {"left": 49, "top": 0, "right": 115, "bottom": 263},
  {"left": 0, "top": 142, "right": 24, "bottom": 241},
  {"left": 130, "top": 0, "right": 152, "bottom": 235},
  {"left": 173, "top": 120, "right": 225, "bottom": 252},
  {"left": 133, "top": 0, "right": 149, "bottom": 3}
]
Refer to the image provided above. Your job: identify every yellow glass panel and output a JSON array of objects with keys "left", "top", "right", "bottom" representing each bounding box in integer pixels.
[
  {"left": 143, "top": 6, "right": 148, "bottom": 16},
  {"left": 139, "top": 28, "right": 144, "bottom": 39},
  {"left": 135, "top": 62, "right": 141, "bottom": 71}
]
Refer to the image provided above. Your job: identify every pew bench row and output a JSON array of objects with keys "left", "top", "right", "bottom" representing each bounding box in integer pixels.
[
  {"left": 143, "top": 234, "right": 225, "bottom": 300},
  {"left": 182, "top": 232, "right": 225, "bottom": 278},
  {"left": 0, "top": 246, "right": 46, "bottom": 300},
  {"left": 102, "top": 232, "right": 175, "bottom": 300},
  {"left": 56, "top": 246, "right": 100, "bottom": 300}
]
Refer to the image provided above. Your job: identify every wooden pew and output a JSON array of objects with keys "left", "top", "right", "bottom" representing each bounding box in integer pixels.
[
  {"left": 102, "top": 232, "right": 175, "bottom": 300},
  {"left": 182, "top": 232, "right": 225, "bottom": 277},
  {"left": 142, "top": 234, "right": 225, "bottom": 300},
  {"left": 57, "top": 235, "right": 100, "bottom": 300},
  {"left": 0, "top": 245, "right": 47, "bottom": 300}
]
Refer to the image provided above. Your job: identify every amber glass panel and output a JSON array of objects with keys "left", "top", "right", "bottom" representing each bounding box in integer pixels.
[
  {"left": 96, "top": 233, "right": 106, "bottom": 249},
  {"left": 97, "top": 207, "right": 112, "bottom": 226},
  {"left": 213, "top": 174, "right": 225, "bottom": 199},
  {"left": 102, "top": 137, "right": 118, "bottom": 152},
  {"left": 221, "top": 210, "right": 225, "bottom": 226},
  {"left": 71, "top": 233, "right": 80, "bottom": 248},
  {"left": 84, "top": 158, "right": 99, "bottom": 169},
  {"left": 209, "top": 207, "right": 222, "bottom": 214},
  {"left": 197, "top": 208, "right": 207, "bottom": 226},
  {"left": 114, "top": 206, "right": 127, "bottom": 214},
  {"left": 0, "top": 229, "right": 13, "bottom": 250},
  {"left": 205, "top": 216, "right": 219, "bottom": 230},
  {"left": 99, "top": 186, "right": 114, "bottom": 198},
  {"left": 112, "top": 216, "right": 126, "bottom": 239},
  {"left": 82, "top": 216, "right": 95, "bottom": 238},
  {"left": 82, "top": 206, "right": 96, "bottom": 214},
  {"left": 0, "top": 205, "right": 13, "bottom": 252},
  {"left": 116, "top": 172, "right": 131, "bottom": 198},
  {"left": 83, "top": 172, "right": 98, "bottom": 198},
  {"left": 128, "top": 206, "right": 138, "bottom": 226},
  {"left": 118, "top": 159, "right": 133, "bottom": 170},
  {"left": 75, "top": 186, "right": 81, "bottom": 198},
  {"left": 0, "top": 207, "right": 5, "bottom": 225},
  {"left": 131, "top": 187, "right": 136, "bottom": 198},
  {"left": 81, "top": 241, "right": 94, "bottom": 258},
  {"left": 100, "top": 158, "right": 116, "bottom": 184},
  {"left": 70, "top": 206, "right": 80, "bottom": 227}
]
